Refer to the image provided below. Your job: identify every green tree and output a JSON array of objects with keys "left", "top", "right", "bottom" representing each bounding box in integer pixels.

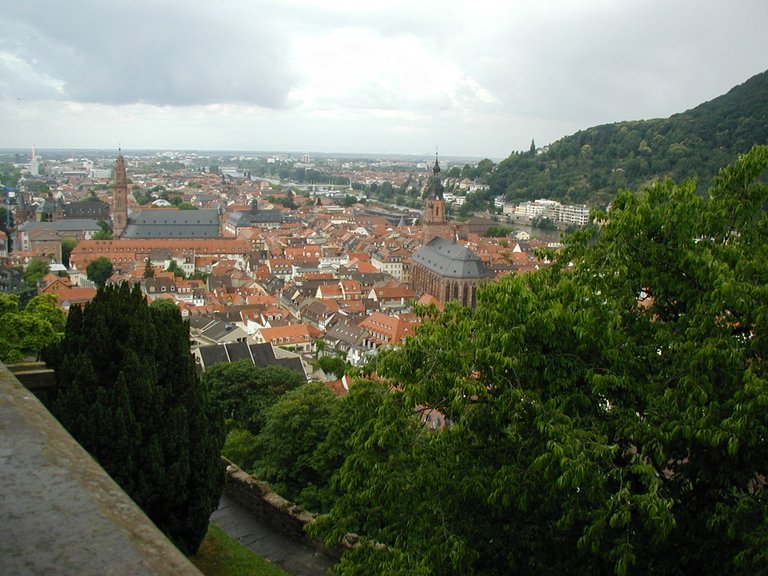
[
  {"left": 313, "top": 146, "right": 768, "bottom": 575},
  {"left": 44, "top": 283, "right": 225, "bottom": 555},
  {"left": 483, "top": 224, "right": 514, "bottom": 237},
  {"left": 318, "top": 354, "right": 348, "bottom": 379},
  {"left": 253, "top": 383, "right": 339, "bottom": 508},
  {"left": 143, "top": 259, "right": 155, "bottom": 278},
  {"left": 0, "top": 293, "right": 64, "bottom": 362},
  {"left": 133, "top": 188, "right": 153, "bottom": 205},
  {"left": 0, "top": 312, "right": 57, "bottom": 362},
  {"left": 23, "top": 258, "right": 50, "bottom": 288},
  {"left": 27, "top": 180, "right": 50, "bottom": 194},
  {"left": 92, "top": 229, "right": 113, "bottom": 240},
  {"left": 0, "top": 162, "right": 21, "bottom": 188},
  {"left": 149, "top": 298, "right": 180, "bottom": 313},
  {"left": 531, "top": 215, "right": 557, "bottom": 230},
  {"left": 24, "top": 292, "right": 66, "bottom": 333},
  {"left": 0, "top": 293, "right": 19, "bottom": 317},
  {"left": 86, "top": 257, "right": 114, "bottom": 288},
  {"left": 307, "top": 378, "right": 393, "bottom": 514},
  {"left": 61, "top": 237, "right": 78, "bottom": 267},
  {"left": 93, "top": 219, "right": 113, "bottom": 240},
  {"left": 222, "top": 428, "right": 260, "bottom": 470},
  {"left": 202, "top": 362, "right": 306, "bottom": 435},
  {"left": 166, "top": 260, "right": 186, "bottom": 278}
]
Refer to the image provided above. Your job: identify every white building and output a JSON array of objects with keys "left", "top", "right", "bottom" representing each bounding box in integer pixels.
[{"left": 560, "top": 204, "right": 590, "bottom": 226}]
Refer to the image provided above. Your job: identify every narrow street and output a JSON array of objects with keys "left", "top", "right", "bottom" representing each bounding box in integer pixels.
[{"left": 211, "top": 493, "right": 336, "bottom": 576}]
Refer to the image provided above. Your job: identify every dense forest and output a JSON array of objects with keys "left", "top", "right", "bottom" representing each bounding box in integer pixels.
[{"left": 486, "top": 69, "right": 768, "bottom": 207}]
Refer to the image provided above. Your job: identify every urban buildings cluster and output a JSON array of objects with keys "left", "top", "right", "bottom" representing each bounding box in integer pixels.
[{"left": 2, "top": 149, "right": 569, "bottom": 386}]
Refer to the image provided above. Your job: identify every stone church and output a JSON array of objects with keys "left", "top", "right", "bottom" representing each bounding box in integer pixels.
[
  {"left": 410, "top": 157, "right": 491, "bottom": 308},
  {"left": 112, "top": 152, "right": 220, "bottom": 239}
]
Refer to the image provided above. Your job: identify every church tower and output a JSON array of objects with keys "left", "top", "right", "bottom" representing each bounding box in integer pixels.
[
  {"left": 112, "top": 151, "right": 128, "bottom": 237},
  {"left": 29, "top": 145, "right": 40, "bottom": 177},
  {"left": 422, "top": 154, "right": 451, "bottom": 244}
]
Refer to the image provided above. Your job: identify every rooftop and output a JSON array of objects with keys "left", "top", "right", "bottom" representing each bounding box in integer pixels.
[{"left": 411, "top": 236, "right": 491, "bottom": 279}]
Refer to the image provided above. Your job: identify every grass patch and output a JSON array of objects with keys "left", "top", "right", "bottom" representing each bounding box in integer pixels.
[{"left": 191, "top": 523, "right": 290, "bottom": 576}]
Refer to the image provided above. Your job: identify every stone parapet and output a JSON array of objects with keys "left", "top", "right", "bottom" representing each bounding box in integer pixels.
[
  {"left": 0, "top": 362, "right": 202, "bottom": 576},
  {"left": 222, "top": 460, "right": 336, "bottom": 556}
]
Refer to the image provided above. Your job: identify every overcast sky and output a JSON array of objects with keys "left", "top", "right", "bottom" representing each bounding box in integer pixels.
[{"left": 2, "top": 0, "right": 766, "bottom": 159}]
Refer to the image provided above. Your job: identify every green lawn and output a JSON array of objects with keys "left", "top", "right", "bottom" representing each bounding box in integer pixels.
[{"left": 191, "top": 523, "right": 290, "bottom": 576}]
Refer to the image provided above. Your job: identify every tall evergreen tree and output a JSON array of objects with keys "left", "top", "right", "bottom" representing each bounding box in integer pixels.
[{"left": 44, "top": 283, "right": 225, "bottom": 555}]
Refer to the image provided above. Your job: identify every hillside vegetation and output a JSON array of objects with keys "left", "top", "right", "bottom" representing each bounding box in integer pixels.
[
  {"left": 311, "top": 145, "right": 768, "bottom": 575},
  {"left": 487, "top": 69, "right": 768, "bottom": 207}
]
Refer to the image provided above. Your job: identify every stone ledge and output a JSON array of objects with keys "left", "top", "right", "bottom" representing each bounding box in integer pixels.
[
  {"left": 6, "top": 361, "right": 56, "bottom": 391},
  {"left": 223, "top": 460, "right": 336, "bottom": 557},
  {"left": 0, "top": 362, "right": 202, "bottom": 576}
]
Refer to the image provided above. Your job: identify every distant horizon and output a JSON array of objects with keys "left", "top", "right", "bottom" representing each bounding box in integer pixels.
[{"left": 0, "top": 147, "right": 495, "bottom": 164}]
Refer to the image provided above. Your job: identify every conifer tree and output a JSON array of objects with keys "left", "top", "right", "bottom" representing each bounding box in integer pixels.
[{"left": 45, "top": 283, "right": 224, "bottom": 555}]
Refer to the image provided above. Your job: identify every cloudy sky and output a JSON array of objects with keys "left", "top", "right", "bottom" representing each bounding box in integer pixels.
[{"left": 2, "top": 0, "right": 766, "bottom": 159}]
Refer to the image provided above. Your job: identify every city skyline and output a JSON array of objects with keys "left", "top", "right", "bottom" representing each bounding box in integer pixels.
[{"left": 2, "top": 0, "right": 767, "bottom": 159}]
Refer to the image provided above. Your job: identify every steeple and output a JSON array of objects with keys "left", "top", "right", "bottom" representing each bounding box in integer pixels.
[
  {"left": 422, "top": 152, "right": 449, "bottom": 244},
  {"left": 425, "top": 153, "right": 444, "bottom": 200},
  {"left": 29, "top": 145, "right": 40, "bottom": 177},
  {"left": 112, "top": 150, "right": 128, "bottom": 237}
]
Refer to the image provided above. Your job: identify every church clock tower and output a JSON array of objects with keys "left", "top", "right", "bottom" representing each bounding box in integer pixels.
[
  {"left": 422, "top": 154, "right": 451, "bottom": 244},
  {"left": 112, "top": 151, "right": 128, "bottom": 238}
]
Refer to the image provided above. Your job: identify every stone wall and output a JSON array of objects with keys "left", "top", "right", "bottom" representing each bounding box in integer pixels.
[
  {"left": 222, "top": 460, "right": 336, "bottom": 556},
  {"left": 0, "top": 362, "right": 203, "bottom": 576}
]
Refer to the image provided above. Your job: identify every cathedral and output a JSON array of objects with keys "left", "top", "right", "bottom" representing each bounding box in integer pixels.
[
  {"left": 112, "top": 152, "right": 220, "bottom": 239},
  {"left": 409, "top": 156, "right": 491, "bottom": 308}
]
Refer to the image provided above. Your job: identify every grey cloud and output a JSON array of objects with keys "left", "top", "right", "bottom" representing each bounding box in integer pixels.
[
  {"left": 460, "top": 0, "right": 768, "bottom": 128},
  {"left": 1, "top": 1, "right": 295, "bottom": 107}
]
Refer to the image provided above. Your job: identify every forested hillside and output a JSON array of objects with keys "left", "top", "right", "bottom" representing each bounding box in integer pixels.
[{"left": 488, "top": 69, "right": 768, "bottom": 206}]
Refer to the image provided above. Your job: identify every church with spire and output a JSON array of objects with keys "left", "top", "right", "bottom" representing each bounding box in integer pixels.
[
  {"left": 409, "top": 154, "right": 491, "bottom": 308},
  {"left": 111, "top": 151, "right": 220, "bottom": 239},
  {"left": 422, "top": 155, "right": 452, "bottom": 244}
]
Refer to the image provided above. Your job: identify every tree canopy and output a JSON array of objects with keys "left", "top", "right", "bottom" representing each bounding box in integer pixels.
[
  {"left": 221, "top": 374, "right": 385, "bottom": 515},
  {"left": 93, "top": 219, "right": 113, "bottom": 240},
  {"left": 311, "top": 145, "right": 768, "bottom": 575},
  {"left": 252, "top": 382, "right": 339, "bottom": 508},
  {"left": 44, "top": 283, "right": 225, "bottom": 555},
  {"left": 86, "top": 256, "right": 114, "bottom": 288},
  {"left": 203, "top": 362, "right": 306, "bottom": 436},
  {"left": 0, "top": 293, "right": 64, "bottom": 362},
  {"left": 23, "top": 258, "right": 49, "bottom": 287},
  {"left": 61, "top": 237, "right": 78, "bottom": 267}
]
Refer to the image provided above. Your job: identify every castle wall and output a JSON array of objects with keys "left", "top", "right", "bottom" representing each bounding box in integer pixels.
[{"left": 222, "top": 460, "right": 337, "bottom": 556}]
